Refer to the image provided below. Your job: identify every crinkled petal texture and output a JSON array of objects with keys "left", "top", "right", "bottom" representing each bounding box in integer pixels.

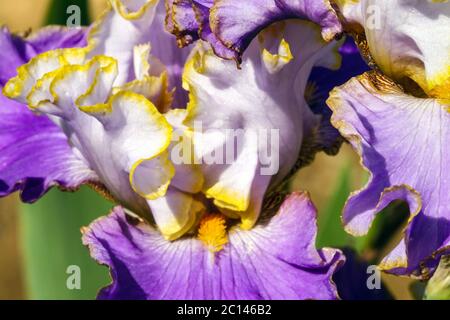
[
  {"left": 2, "top": 0, "right": 188, "bottom": 213},
  {"left": 336, "top": 0, "right": 450, "bottom": 99},
  {"left": 166, "top": 0, "right": 237, "bottom": 60},
  {"left": 181, "top": 21, "right": 342, "bottom": 229},
  {"left": 167, "top": 0, "right": 342, "bottom": 61},
  {"left": 0, "top": 27, "right": 95, "bottom": 202},
  {"left": 90, "top": 0, "right": 190, "bottom": 105},
  {"left": 0, "top": 26, "right": 87, "bottom": 84},
  {"left": 4, "top": 46, "right": 176, "bottom": 216},
  {"left": 327, "top": 71, "right": 450, "bottom": 278},
  {"left": 0, "top": 93, "right": 97, "bottom": 202},
  {"left": 82, "top": 192, "right": 344, "bottom": 300}
]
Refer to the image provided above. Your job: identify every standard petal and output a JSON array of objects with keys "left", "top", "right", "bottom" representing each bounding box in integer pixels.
[
  {"left": 164, "top": 108, "right": 204, "bottom": 193},
  {"left": 82, "top": 192, "right": 344, "bottom": 300},
  {"left": 209, "top": 0, "right": 342, "bottom": 60},
  {"left": 336, "top": 0, "right": 450, "bottom": 99},
  {"left": 89, "top": 0, "right": 190, "bottom": 105},
  {"left": 139, "top": 108, "right": 205, "bottom": 240},
  {"left": 182, "top": 21, "right": 342, "bottom": 228},
  {"left": 327, "top": 71, "right": 450, "bottom": 278}
]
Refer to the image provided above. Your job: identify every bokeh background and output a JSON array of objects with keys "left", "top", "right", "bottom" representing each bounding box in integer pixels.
[{"left": 0, "top": 0, "right": 415, "bottom": 299}]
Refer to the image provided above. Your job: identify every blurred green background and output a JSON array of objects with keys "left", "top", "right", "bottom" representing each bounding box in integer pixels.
[{"left": 0, "top": 0, "right": 415, "bottom": 300}]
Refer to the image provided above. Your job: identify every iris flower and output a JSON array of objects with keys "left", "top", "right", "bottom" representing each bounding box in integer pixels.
[
  {"left": 326, "top": 0, "right": 450, "bottom": 279},
  {"left": 0, "top": 0, "right": 351, "bottom": 299}
]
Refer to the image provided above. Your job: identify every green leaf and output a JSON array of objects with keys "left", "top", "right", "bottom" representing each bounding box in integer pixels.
[
  {"left": 410, "top": 281, "right": 427, "bottom": 300},
  {"left": 45, "top": 0, "right": 89, "bottom": 26},
  {"left": 316, "top": 164, "right": 353, "bottom": 248},
  {"left": 20, "top": 187, "right": 112, "bottom": 300},
  {"left": 424, "top": 255, "right": 450, "bottom": 300}
]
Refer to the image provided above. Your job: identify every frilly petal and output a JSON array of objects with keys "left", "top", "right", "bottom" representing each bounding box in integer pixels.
[
  {"left": 0, "top": 26, "right": 94, "bottom": 202},
  {"left": 0, "top": 26, "right": 87, "bottom": 85},
  {"left": 141, "top": 108, "right": 205, "bottom": 240},
  {"left": 182, "top": 21, "right": 342, "bottom": 228},
  {"left": 327, "top": 71, "right": 450, "bottom": 278},
  {"left": 0, "top": 93, "right": 98, "bottom": 202},
  {"left": 87, "top": 0, "right": 160, "bottom": 85},
  {"left": 82, "top": 192, "right": 344, "bottom": 300},
  {"left": 336, "top": 0, "right": 450, "bottom": 99},
  {"left": 166, "top": 0, "right": 342, "bottom": 62},
  {"left": 4, "top": 50, "right": 173, "bottom": 217},
  {"left": 166, "top": 0, "right": 237, "bottom": 60},
  {"left": 88, "top": 0, "right": 190, "bottom": 106}
]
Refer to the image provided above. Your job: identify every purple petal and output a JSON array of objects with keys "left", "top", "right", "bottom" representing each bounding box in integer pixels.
[
  {"left": 210, "top": 0, "right": 342, "bottom": 59},
  {"left": 0, "top": 92, "right": 97, "bottom": 202},
  {"left": 166, "top": 0, "right": 342, "bottom": 61},
  {"left": 166, "top": 0, "right": 237, "bottom": 60},
  {"left": 0, "top": 27, "right": 96, "bottom": 202},
  {"left": 191, "top": 0, "right": 237, "bottom": 59},
  {"left": 26, "top": 26, "right": 87, "bottom": 54},
  {"left": 83, "top": 192, "right": 344, "bottom": 300},
  {"left": 327, "top": 71, "right": 450, "bottom": 278},
  {"left": 0, "top": 27, "right": 35, "bottom": 85},
  {"left": 165, "top": 0, "right": 200, "bottom": 46}
]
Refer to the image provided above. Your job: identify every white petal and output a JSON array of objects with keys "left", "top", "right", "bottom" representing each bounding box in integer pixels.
[
  {"left": 86, "top": 0, "right": 189, "bottom": 105},
  {"left": 87, "top": 0, "right": 159, "bottom": 85},
  {"left": 147, "top": 188, "right": 205, "bottom": 240},
  {"left": 164, "top": 109, "right": 204, "bottom": 193},
  {"left": 4, "top": 51, "right": 173, "bottom": 216},
  {"left": 181, "top": 21, "right": 341, "bottom": 227},
  {"left": 4, "top": 48, "right": 86, "bottom": 104},
  {"left": 336, "top": 0, "right": 450, "bottom": 98}
]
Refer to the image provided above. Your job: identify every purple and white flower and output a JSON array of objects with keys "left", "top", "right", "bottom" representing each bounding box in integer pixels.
[{"left": 0, "top": 0, "right": 348, "bottom": 299}]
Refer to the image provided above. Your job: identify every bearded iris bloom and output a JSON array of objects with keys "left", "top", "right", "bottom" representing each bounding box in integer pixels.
[{"left": 0, "top": 0, "right": 354, "bottom": 299}]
